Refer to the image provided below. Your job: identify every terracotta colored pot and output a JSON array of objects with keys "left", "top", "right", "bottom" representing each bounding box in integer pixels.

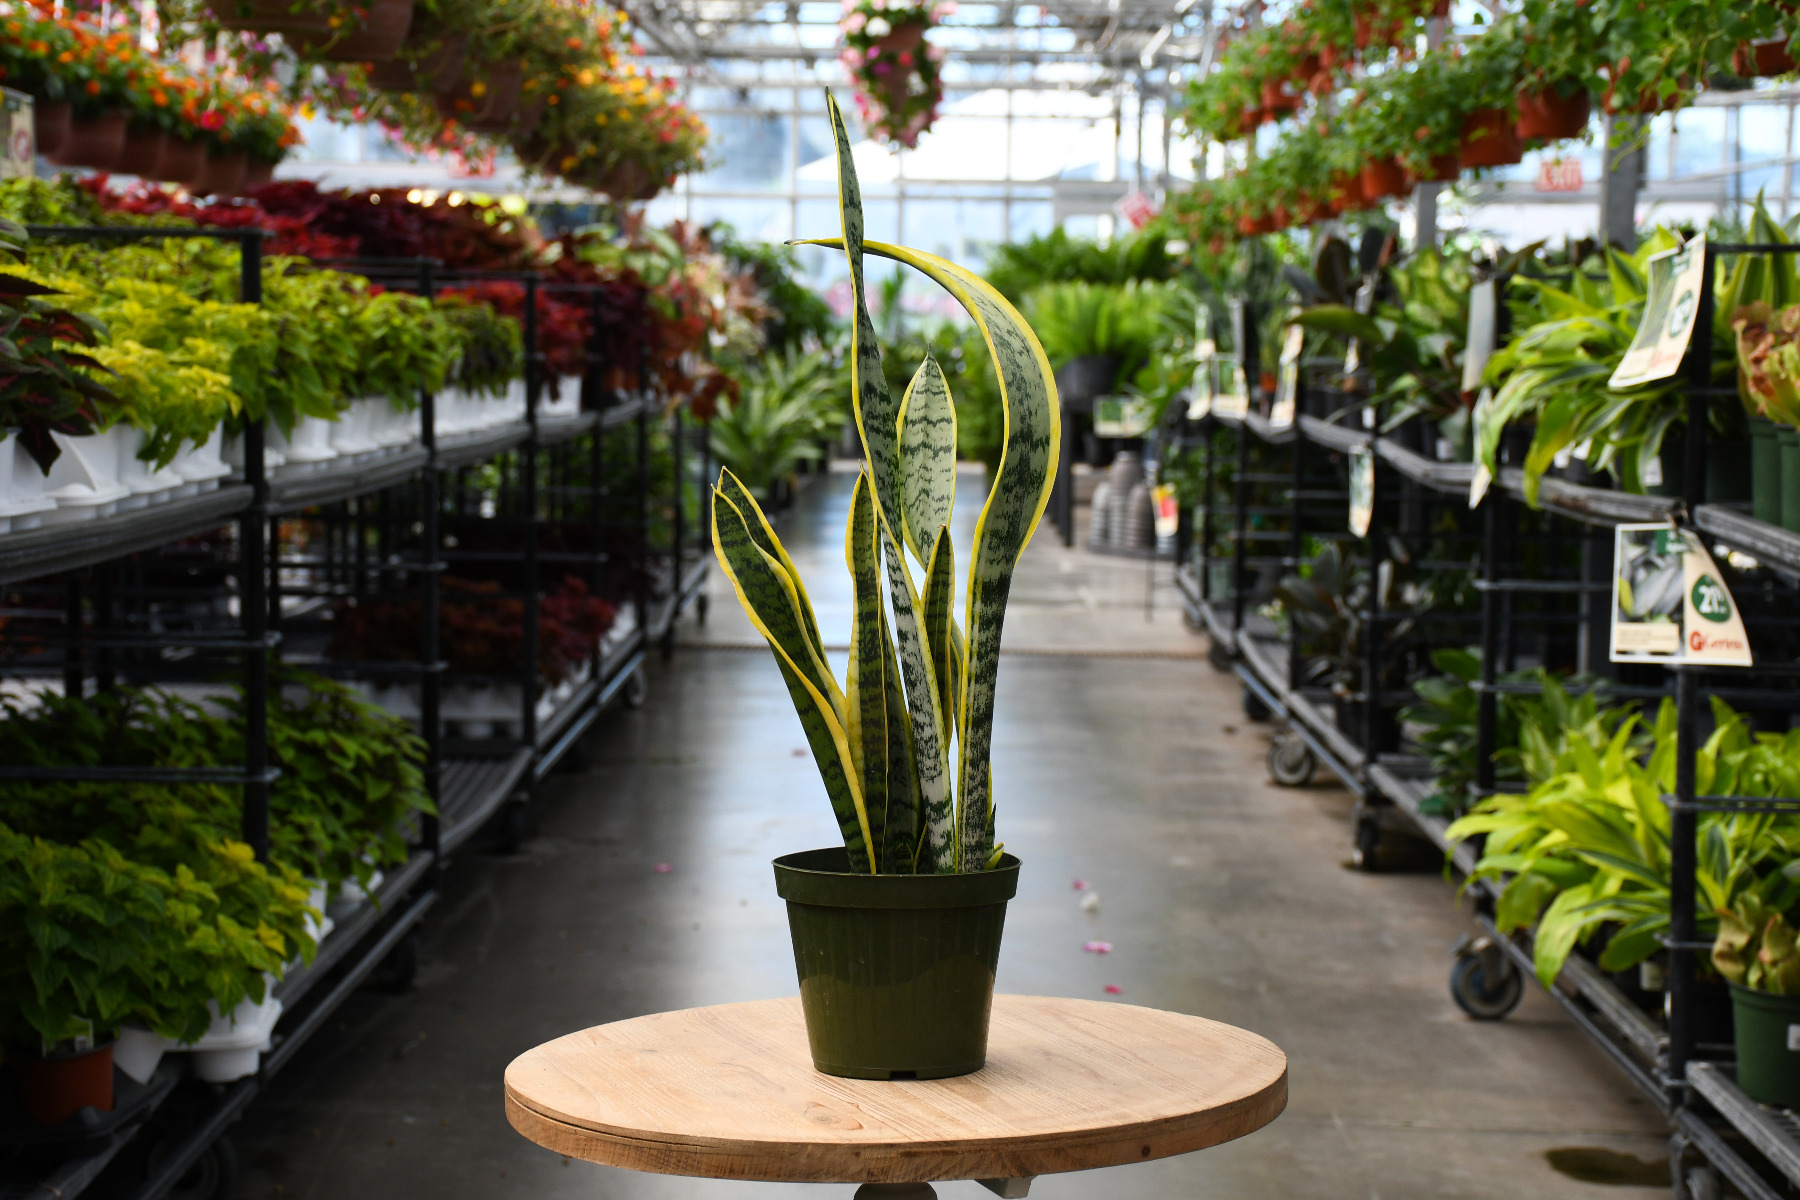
[
  {"left": 1295, "top": 53, "right": 1321, "bottom": 81},
  {"left": 1608, "top": 76, "right": 1691, "bottom": 115},
  {"left": 45, "top": 109, "right": 126, "bottom": 170},
  {"left": 189, "top": 149, "right": 248, "bottom": 196},
  {"left": 1308, "top": 70, "right": 1335, "bottom": 96},
  {"left": 159, "top": 135, "right": 206, "bottom": 183},
  {"left": 1360, "top": 157, "right": 1407, "bottom": 200},
  {"left": 243, "top": 158, "right": 277, "bottom": 188},
  {"left": 365, "top": 32, "right": 467, "bottom": 92},
  {"left": 1261, "top": 78, "right": 1300, "bottom": 113},
  {"left": 13, "top": 1044, "right": 113, "bottom": 1126},
  {"left": 436, "top": 63, "right": 525, "bottom": 129},
  {"left": 205, "top": 0, "right": 330, "bottom": 33},
  {"left": 33, "top": 100, "right": 71, "bottom": 158},
  {"left": 1458, "top": 108, "right": 1523, "bottom": 167},
  {"left": 1410, "top": 151, "right": 1459, "bottom": 183},
  {"left": 1430, "top": 0, "right": 1450, "bottom": 16},
  {"left": 598, "top": 161, "right": 659, "bottom": 201},
  {"left": 113, "top": 124, "right": 168, "bottom": 178},
  {"left": 1271, "top": 203, "right": 1292, "bottom": 229},
  {"left": 1515, "top": 86, "right": 1591, "bottom": 140},
  {"left": 290, "top": 0, "right": 415, "bottom": 61},
  {"left": 1241, "top": 105, "right": 1262, "bottom": 130},
  {"left": 1319, "top": 43, "right": 1340, "bottom": 70},
  {"left": 1734, "top": 39, "right": 1797, "bottom": 77},
  {"left": 1235, "top": 215, "right": 1259, "bottom": 236}
]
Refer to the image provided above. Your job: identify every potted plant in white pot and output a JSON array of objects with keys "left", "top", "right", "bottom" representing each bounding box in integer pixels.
[{"left": 711, "top": 92, "right": 1058, "bottom": 1081}]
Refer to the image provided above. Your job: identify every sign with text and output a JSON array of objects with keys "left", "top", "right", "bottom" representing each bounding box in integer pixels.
[
  {"left": 1269, "top": 324, "right": 1304, "bottom": 429},
  {"left": 1093, "top": 397, "right": 1151, "bottom": 438},
  {"left": 1214, "top": 359, "right": 1249, "bottom": 419},
  {"left": 1610, "top": 234, "right": 1707, "bottom": 389},
  {"left": 1, "top": 89, "right": 32, "bottom": 180},
  {"left": 1610, "top": 523, "right": 1752, "bottom": 666},
  {"left": 1349, "top": 448, "right": 1374, "bottom": 538},
  {"left": 1535, "top": 157, "right": 1584, "bottom": 193}
]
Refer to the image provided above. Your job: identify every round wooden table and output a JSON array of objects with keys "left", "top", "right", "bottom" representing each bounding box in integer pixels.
[{"left": 505, "top": 994, "right": 1287, "bottom": 1197}]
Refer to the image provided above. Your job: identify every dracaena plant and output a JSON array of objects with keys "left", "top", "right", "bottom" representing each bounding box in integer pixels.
[{"left": 710, "top": 93, "right": 1058, "bottom": 875}]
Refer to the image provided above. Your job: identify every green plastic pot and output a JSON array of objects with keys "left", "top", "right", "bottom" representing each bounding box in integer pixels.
[
  {"left": 1730, "top": 984, "right": 1800, "bottom": 1108},
  {"left": 772, "top": 847, "right": 1020, "bottom": 1080},
  {"left": 1752, "top": 418, "right": 1782, "bottom": 524},
  {"left": 1781, "top": 427, "right": 1800, "bottom": 533}
]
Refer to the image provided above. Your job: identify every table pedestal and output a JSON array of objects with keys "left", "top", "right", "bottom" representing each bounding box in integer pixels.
[{"left": 854, "top": 1182, "right": 1032, "bottom": 1198}]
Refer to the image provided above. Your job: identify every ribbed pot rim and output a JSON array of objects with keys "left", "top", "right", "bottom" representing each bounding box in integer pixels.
[
  {"left": 773, "top": 847, "right": 1020, "bottom": 909},
  {"left": 1729, "top": 982, "right": 1800, "bottom": 1010}
]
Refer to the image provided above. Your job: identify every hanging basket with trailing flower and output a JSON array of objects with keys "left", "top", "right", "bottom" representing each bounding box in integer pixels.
[{"left": 838, "top": 0, "right": 948, "bottom": 148}]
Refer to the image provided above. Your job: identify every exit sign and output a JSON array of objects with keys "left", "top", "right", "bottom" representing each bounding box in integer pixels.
[{"left": 1535, "top": 158, "right": 1583, "bottom": 193}]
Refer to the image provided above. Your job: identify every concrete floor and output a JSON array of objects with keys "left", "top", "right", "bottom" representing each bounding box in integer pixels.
[{"left": 234, "top": 468, "right": 1672, "bottom": 1200}]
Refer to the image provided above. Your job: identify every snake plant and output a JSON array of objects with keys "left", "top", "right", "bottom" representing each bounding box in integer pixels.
[{"left": 710, "top": 92, "right": 1059, "bottom": 875}]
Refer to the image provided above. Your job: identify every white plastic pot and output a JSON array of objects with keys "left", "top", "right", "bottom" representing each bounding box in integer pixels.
[
  {"left": 370, "top": 399, "right": 417, "bottom": 449},
  {"left": 302, "top": 879, "right": 335, "bottom": 950},
  {"left": 180, "top": 989, "right": 283, "bottom": 1084},
  {"left": 327, "top": 399, "right": 381, "bottom": 457},
  {"left": 42, "top": 428, "right": 132, "bottom": 524},
  {"left": 113, "top": 1026, "right": 171, "bottom": 1085},
  {"left": 337, "top": 868, "right": 384, "bottom": 906},
  {"left": 501, "top": 377, "right": 529, "bottom": 424},
  {"left": 542, "top": 375, "right": 583, "bottom": 418},
  {"left": 1, "top": 434, "right": 57, "bottom": 530},
  {"left": 268, "top": 416, "right": 340, "bottom": 472},
  {"left": 174, "top": 426, "right": 233, "bottom": 491},
  {"left": 220, "top": 426, "right": 287, "bottom": 483},
  {"left": 117, "top": 428, "right": 186, "bottom": 510}
]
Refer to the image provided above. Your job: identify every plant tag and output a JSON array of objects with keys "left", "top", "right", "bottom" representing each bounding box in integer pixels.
[
  {"left": 1641, "top": 454, "right": 1663, "bottom": 488},
  {"left": 0, "top": 89, "right": 31, "bottom": 180},
  {"left": 1461, "top": 278, "right": 1497, "bottom": 392},
  {"left": 1610, "top": 523, "right": 1752, "bottom": 665},
  {"left": 1610, "top": 234, "right": 1708, "bottom": 389},
  {"left": 1189, "top": 338, "right": 1217, "bottom": 419},
  {"left": 1152, "top": 484, "right": 1180, "bottom": 539},
  {"left": 1094, "top": 397, "right": 1150, "bottom": 437},
  {"left": 1269, "top": 324, "right": 1303, "bottom": 429},
  {"left": 1214, "top": 360, "right": 1249, "bottom": 419},
  {"left": 1469, "top": 388, "right": 1495, "bottom": 509},
  {"left": 1788, "top": 1025, "right": 1800, "bottom": 1052},
  {"left": 1348, "top": 448, "right": 1374, "bottom": 538}
]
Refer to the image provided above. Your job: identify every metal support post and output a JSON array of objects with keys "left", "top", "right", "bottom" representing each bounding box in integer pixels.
[
  {"left": 522, "top": 275, "right": 542, "bottom": 757},
  {"left": 1475, "top": 495, "right": 1499, "bottom": 797},
  {"left": 1684, "top": 247, "right": 1716, "bottom": 512},
  {"left": 1599, "top": 115, "right": 1646, "bottom": 250},
  {"left": 1287, "top": 435, "right": 1305, "bottom": 694},
  {"left": 1198, "top": 418, "right": 1215, "bottom": 601},
  {"left": 62, "top": 574, "right": 82, "bottom": 700},
  {"left": 1668, "top": 667, "right": 1700, "bottom": 1102},
  {"left": 1230, "top": 421, "right": 1250, "bottom": 636},
  {"left": 419, "top": 259, "right": 442, "bottom": 863},
  {"left": 239, "top": 234, "right": 270, "bottom": 864},
  {"left": 1362, "top": 452, "right": 1382, "bottom": 777}
]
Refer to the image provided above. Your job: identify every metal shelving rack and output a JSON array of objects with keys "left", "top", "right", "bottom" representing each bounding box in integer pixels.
[
  {"left": 1181, "top": 274, "right": 1800, "bottom": 1199},
  {"left": 0, "top": 239, "right": 687, "bottom": 1200}
]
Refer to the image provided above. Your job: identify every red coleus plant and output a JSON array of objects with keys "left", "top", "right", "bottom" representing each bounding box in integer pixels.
[
  {"left": 0, "top": 218, "right": 117, "bottom": 471},
  {"left": 440, "top": 282, "right": 589, "bottom": 380}
]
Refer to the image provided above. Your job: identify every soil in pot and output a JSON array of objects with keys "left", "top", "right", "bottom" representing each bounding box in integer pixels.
[
  {"left": 113, "top": 124, "right": 168, "bottom": 178},
  {"left": 13, "top": 1042, "right": 114, "bottom": 1125},
  {"left": 772, "top": 847, "right": 1019, "bottom": 1080},
  {"left": 45, "top": 109, "right": 126, "bottom": 170},
  {"left": 1515, "top": 86, "right": 1591, "bottom": 140},
  {"left": 1731, "top": 985, "right": 1800, "bottom": 1107},
  {"left": 33, "top": 100, "right": 70, "bottom": 158}
]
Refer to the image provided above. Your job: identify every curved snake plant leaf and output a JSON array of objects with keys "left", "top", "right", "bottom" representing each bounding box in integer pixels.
[
  {"left": 819, "top": 91, "right": 955, "bottom": 871},
  {"left": 803, "top": 231, "right": 1060, "bottom": 870},
  {"left": 897, "top": 354, "right": 958, "bottom": 568},
  {"left": 845, "top": 471, "right": 916, "bottom": 871},
  {"left": 921, "top": 525, "right": 962, "bottom": 752},
  {"left": 713, "top": 485, "right": 873, "bottom": 870},
  {"left": 716, "top": 466, "right": 842, "bottom": 715}
]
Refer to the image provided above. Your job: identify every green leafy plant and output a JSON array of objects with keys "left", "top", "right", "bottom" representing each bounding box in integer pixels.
[
  {"left": 711, "top": 93, "right": 1058, "bottom": 875},
  {"left": 1715, "top": 884, "right": 1800, "bottom": 995},
  {"left": 1022, "top": 280, "right": 1182, "bottom": 380},
  {"left": 709, "top": 347, "right": 847, "bottom": 500}
]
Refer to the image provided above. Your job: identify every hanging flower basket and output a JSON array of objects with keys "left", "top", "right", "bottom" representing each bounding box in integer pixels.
[
  {"left": 189, "top": 149, "right": 249, "bottom": 196},
  {"left": 160, "top": 135, "right": 207, "bottom": 184},
  {"left": 1458, "top": 108, "right": 1523, "bottom": 167},
  {"left": 435, "top": 64, "right": 525, "bottom": 130},
  {"left": 1515, "top": 86, "right": 1590, "bottom": 141},
  {"left": 45, "top": 109, "right": 126, "bottom": 170},
  {"left": 839, "top": 1, "right": 947, "bottom": 148},
  {"left": 288, "top": 0, "right": 416, "bottom": 61},
  {"left": 1360, "top": 157, "right": 1407, "bottom": 201},
  {"left": 1732, "top": 39, "right": 1797, "bottom": 78},
  {"left": 365, "top": 33, "right": 467, "bottom": 92},
  {"left": 113, "top": 124, "right": 169, "bottom": 178},
  {"left": 204, "top": 0, "right": 331, "bottom": 34}
]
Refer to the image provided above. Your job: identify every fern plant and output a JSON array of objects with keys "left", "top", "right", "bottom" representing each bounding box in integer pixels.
[
  {"left": 710, "top": 346, "right": 847, "bottom": 499},
  {"left": 711, "top": 92, "right": 1059, "bottom": 874}
]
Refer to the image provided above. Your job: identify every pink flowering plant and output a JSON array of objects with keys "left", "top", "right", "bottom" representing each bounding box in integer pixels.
[{"left": 838, "top": 0, "right": 948, "bottom": 148}]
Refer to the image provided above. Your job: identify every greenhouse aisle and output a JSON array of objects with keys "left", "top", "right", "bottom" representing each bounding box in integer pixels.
[{"left": 233, "top": 470, "right": 1671, "bottom": 1200}]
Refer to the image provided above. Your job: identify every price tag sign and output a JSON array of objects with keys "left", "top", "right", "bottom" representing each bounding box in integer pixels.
[
  {"left": 1269, "top": 324, "right": 1304, "bottom": 429},
  {"left": 1, "top": 89, "right": 32, "bottom": 180},
  {"left": 1348, "top": 447, "right": 1374, "bottom": 538},
  {"left": 1152, "top": 484, "right": 1180, "bottom": 539},
  {"left": 1610, "top": 234, "right": 1707, "bottom": 389},
  {"left": 1093, "top": 397, "right": 1151, "bottom": 438},
  {"left": 1214, "top": 360, "right": 1249, "bottom": 419},
  {"left": 1188, "top": 338, "right": 1217, "bottom": 419},
  {"left": 1610, "top": 523, "right": 1752, "bottom": 666},
  {"left": 1462, "top": 277, "right": 1497, "bottom": 393}
]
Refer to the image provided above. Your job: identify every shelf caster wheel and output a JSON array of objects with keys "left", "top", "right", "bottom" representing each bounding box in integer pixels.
[
  {"left": 1352, "top": 816, "right": 1381, "bottom": 872},
  {"left": 146, "top": 1131, "right": 238, "bottom": 1200},
  {"left": 1267, "top": 730, "right": 1315, "bottom": 787},
  {"left": 1241, "top": 685, "right": 1271, "bottom": 723},
  {"left": 1449, "top": 937, "right": 1524, "bottom": 1020},
  {"left": 372, "top": 928, "right": 421, "bottom": 992},
  {"left": 1207, "top": 640, "right": 1233, "bottom": 671},
  {"left": 624, "top": 665, "right": 649, "bottom": 709},
  {"left": 696, "top": 593, "right": 710, "bottom": 625}
]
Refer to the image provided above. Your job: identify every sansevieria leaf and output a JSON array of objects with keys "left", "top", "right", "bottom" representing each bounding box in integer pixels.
[
  {"left": 845, "top": 472, "right": 893, "bottom": 867},
  {"left": 921, "top": 525, "right": 961, "bottom": 750},
  {"left": 712, "top": 483, "right": 872, "bottom": 870},
  {"left": 897, "top": 354, "right": 957, "bottom": 567}
]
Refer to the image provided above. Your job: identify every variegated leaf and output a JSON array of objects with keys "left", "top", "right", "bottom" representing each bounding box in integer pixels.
[
  {"left": 845, "top": 471, "right": 891, "bottom": 866},
  {"left": 797, "top": 231, "right": 1061, "bottom": 871},
  {"left": 921, "top": 525, "right": 961, "bottom": 754},
  {"left": 716, "top": 466, "right": 842, "bottom": 715},
  {"left": 897, "top": 354, "right": 957, "bottom": 567},
  {"left": 713, "top": 486, "right": 872, "bottom": 869},
  {"left": 824, "top": 90, "right": 954, "bottom": 872}
]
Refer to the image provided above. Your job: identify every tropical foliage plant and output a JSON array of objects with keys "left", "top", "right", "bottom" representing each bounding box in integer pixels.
[
  {"left": 709, "top": 347, "right": 849, "bottom": 499},
  {"left": 711, "top": 92, "right": 1059, "bottom": 874}
]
